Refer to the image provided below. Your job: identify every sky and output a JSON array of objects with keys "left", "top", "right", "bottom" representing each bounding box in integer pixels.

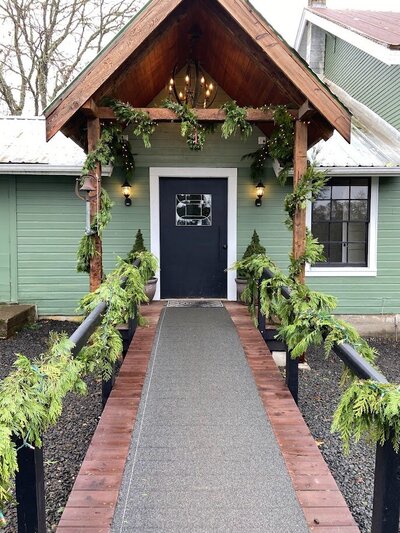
[{"left": 250, "top": 0, "right": 400, "bottom": 45}]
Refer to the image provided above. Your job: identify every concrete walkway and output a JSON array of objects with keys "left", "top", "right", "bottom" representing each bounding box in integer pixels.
[{"left": 112, "top": 306, "right": 309, "bottom": 532}]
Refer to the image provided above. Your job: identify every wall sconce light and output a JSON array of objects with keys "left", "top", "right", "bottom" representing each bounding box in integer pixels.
[
  {"left": 122, "top": 179, "right": 132, "bottom": 206},
  {"left": 255, "top": 181, "right": 265, "bottom": 207}
]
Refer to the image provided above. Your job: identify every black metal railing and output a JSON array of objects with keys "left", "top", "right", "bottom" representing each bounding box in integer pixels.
[
  {"left": 14, "top": 259, "right": 141, "bottom": 533},
  {"left": 257, "top": 267, "right": 400, "bottom": 533}
]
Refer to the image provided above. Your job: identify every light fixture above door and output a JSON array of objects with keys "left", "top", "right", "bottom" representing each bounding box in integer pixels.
[{"left": 168, "top": 26, "right": 217, "bottom": 109}]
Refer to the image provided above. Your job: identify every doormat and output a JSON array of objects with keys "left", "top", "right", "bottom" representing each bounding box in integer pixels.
[{"left": 167, "top": 300, "right": 224, "bottom": 308}]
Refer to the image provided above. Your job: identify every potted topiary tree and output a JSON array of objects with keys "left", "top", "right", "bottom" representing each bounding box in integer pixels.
[
  {"left": 236, "top": 230, "right": 266, "bottom": 302},
  {"left": 126, "top": 229, "right": 158, "bottom": 301}
]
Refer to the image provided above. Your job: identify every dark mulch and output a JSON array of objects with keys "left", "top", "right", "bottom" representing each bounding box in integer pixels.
[
  {"left": 298, "top": 338, "right": 400, "bottom": 533},
  {"left": 0, "top": 320, "right": 102, "bottom": 532}
]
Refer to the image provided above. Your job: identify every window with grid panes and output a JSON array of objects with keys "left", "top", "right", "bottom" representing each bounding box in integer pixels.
[{"left": 311, "top": 178, "right": 370, "bottom": 266}]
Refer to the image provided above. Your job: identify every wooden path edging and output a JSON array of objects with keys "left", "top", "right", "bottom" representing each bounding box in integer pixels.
[
  {"left": 225, "top": 302, "right": 360, "bottom": 533},
  {"left": 56, "top": 302, "right": 164, "bottom": 533}
]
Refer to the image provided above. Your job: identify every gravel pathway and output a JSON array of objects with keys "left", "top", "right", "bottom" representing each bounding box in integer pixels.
[
  {"left": 0, "top": 320, "right": 102, "bottom": 532},
  {"left": 298, "top": 338, "right": 400, "bottom": 533}
]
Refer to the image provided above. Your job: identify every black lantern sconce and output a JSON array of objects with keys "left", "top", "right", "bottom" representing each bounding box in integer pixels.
[
  {"left": 122, "top": 179, "right": 132, "bottom": 206},
  {"left": 255, "top": 181, "right": 265, "bottom": 207}
]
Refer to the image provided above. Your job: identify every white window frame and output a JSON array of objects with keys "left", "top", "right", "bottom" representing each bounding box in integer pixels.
[
  {"left": 149, "top": 167, "right": 237, "bottom": 300},
  {"left": 306, "top": 176, "right": 378, "bottom": 277}
]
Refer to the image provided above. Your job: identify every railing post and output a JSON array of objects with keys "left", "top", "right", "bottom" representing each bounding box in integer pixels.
[
  {"left": 371, "top": 437, "right": 400, "bottom": 533},
  {"left": 101, "top": 368, "right": 116, "bottom": 409},
  {"left": 258, "top": 273, "right": 266, "bottom": 339},
  {"left": 285, "top": 351, "right": 299, "bottom": 405},
  {"left": 15, "top": 440, "right": 46, "bottom": 533}
]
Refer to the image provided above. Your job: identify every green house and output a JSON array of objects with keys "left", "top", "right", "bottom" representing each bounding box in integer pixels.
[{"left": 1, "top": 0, "right": 399, "bottom": 334}]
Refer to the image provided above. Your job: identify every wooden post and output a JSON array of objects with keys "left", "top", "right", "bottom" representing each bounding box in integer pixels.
[
  {"left": 87, "top": 118, "right": 102, "bottom": 292},
  {"left": 292, "top": 120, "right": 308, "bottom": 284}
]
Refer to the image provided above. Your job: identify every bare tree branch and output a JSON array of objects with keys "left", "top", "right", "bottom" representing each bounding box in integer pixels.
[{"left": 0, "top": 0, "right": 147, "bottom": 115}]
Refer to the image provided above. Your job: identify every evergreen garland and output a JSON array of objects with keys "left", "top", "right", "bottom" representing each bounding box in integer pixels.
[
  {"left": 162, "top": 99, "right": 206, "bottom": 150},
  {"left": 232, "top": 251, "right": 400, "bottom": 453},
  {"left": 0, "top": 257, "right": 154, "bottom": 514},
  {"left": 104, "top": 98, "right": 157, "bottom": 149},
  {"left": 221, "top": 101, "right": 252, "bottom": 140},
  {"left": 242, "top": 105, "right": 294, "bottom": 183}
]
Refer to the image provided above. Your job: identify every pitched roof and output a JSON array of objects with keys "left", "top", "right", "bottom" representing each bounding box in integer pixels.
[
  {"left": 308, "top": 82, "right": 400, "bottom": 169},
  {"left": 44, "top": 0, "right": 351, "bottom": 146},
  {"left": 309, "top": 8, "right": 400, "bottom": 49},
  {"left": 0, "top": 117, "right": 85, "bottom": 166}
]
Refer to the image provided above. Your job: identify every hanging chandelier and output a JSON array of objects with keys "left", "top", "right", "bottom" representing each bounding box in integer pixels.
[
  {"left": 168, "top": 61, "right": 216, "bottom": 109},
  {"left": 168, "top": 26, "right": 217, "bottom": 109}
]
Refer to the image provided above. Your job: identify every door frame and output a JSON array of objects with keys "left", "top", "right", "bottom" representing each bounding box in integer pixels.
[{"left": 149, "top": 167, "right": 237, "bottom": 300}]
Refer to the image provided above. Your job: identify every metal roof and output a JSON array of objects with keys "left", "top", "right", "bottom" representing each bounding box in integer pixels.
[
  {"left": 0, "top": 116, "right": 85, "bottom": 166},
  {"left": 309, "top": 9, "right": 400, "bottom": 49},
  {"left": 309, "top": 81, "right": 400, "bottom": 169}
]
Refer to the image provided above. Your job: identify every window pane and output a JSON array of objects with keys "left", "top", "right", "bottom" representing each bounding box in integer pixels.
[
  {"left": 351, "top": 184, "right": 368, "bottom": 200},
  {"left": 332, "top": 185, "right": 350, "bottom": 199},
  {"left": 329, "top": 223, "right": 344, "bottom": 242},
  {"left": 348, "top": 243, "right": 366, "bottom": 264},
  {"left": 330, "top": 243, "right": 344, "bottom": 263},
  {"left": 348, "top": 223, "right": 367, "bottom": 242},
  {"left": 317, "top": 186, "right": 331, "bottom": 200},
  {"left": 350, "top": 200, "right": 368, "bottom": 221},
  {"left": 176, "top": 194, "right": 212, "bottom": 226},
  {"left": 312, "top": 223, "right": 329, "bottom": 242},
  {"left": 331, "top": 200, "right": 349, "bottom": 221},
  {"left": 313, "top": 200, "right": 330, "bottom": 221}
]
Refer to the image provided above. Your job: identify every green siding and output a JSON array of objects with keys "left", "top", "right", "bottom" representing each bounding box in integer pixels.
[
  {"left": 16, "top": 176, "right": 88, "bottom": 315},
  {"left": 0, "top": 178, "right": 15, "bottom": 302},
  {"left": 2, "top": 123, "right": 400, "bottom": 315},
  {"left": 325, "top": 34, "right": 400, "bottom": 131}
]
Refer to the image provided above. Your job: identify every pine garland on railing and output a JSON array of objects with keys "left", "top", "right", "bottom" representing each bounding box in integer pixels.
[
  {"left": 0, "top": 256, "right": 155, "bottom": 516},
  {"left": 232, "top": 251, "right": 400, "bottom": 453}
]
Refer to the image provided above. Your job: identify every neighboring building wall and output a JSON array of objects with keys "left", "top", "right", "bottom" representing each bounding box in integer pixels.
[
  {"left": 306, "top": 23, "right": 325, "bottom": 76},
  {"left": 325, "top": 34, "right": 400, "bottom": 131}
]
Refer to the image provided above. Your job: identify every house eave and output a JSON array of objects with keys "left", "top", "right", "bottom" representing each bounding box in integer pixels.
[
  {"left": 0, "top": 164, "right": 113, "bottom": 176},
  {"left": 297, "top": 10, "right": 400, "bottom": 65}
]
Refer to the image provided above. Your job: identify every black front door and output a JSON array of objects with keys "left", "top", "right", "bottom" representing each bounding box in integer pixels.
[{"left": 160, "top": 177, "right": 228, "bottom": 298}]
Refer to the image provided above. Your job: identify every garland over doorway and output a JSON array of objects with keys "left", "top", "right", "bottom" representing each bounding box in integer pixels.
[{"left": 76, "top": 99, "right": 321, "bottom": 284}]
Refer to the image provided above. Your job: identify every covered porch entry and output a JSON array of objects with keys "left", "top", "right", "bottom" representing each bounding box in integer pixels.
[{"left": 44, "top": 0, "right": 351, "bottom": 298}]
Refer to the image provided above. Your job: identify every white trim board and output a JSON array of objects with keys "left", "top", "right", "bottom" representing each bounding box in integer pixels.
[
  {"left": 306, "top": 176, "right": 378, "bottom": 277},
  {"left": 149, "top": 167, "right": 237, "bottom": 300}
]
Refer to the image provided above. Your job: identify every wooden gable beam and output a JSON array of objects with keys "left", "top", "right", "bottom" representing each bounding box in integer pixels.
[
  {"left": 215, "top": 0, "right": 351, "bottom": 142},
  {"left": 45, "top": 0, "right": 184, "bottom": 140},
  {"left": 79, "top": 103, "right": 299, "bottom": 122}
]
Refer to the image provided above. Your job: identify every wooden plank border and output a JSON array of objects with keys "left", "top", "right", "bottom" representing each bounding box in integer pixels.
[
  {"left": 56, "top": 302, "right": 164, "bottom": 533},
  {"left": 224, "top": 302, "right": 360, "bottom": 532}
]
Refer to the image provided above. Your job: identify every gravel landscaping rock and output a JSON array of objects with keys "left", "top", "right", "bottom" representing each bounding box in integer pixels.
[
  {"left": 0, "top": 320, "right": 102, "bottom": 532},
  {"left": 298, "top": 338, "right": 400, "bottom": 533}
]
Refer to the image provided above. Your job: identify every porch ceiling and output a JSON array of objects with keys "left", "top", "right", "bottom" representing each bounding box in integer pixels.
[{"left": 45, "top": 0, "right": 351, "bottom": 148}]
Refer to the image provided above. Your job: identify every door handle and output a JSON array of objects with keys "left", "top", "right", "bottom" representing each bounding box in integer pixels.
[{"left": 222, "top": 244, "right": 227, "bottom": 250}]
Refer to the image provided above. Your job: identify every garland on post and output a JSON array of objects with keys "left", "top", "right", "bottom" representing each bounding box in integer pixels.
[{"left": 0, "top": 256, "right": 156, "bottom": 516}]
